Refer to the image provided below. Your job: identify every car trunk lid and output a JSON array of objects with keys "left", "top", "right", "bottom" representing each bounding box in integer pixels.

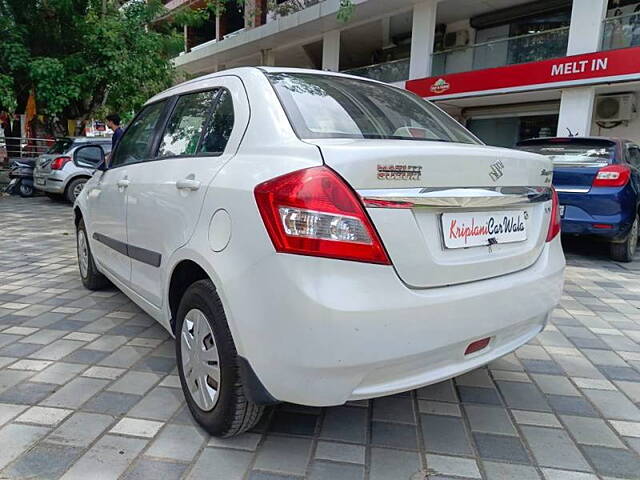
[{"left": 309, "top": 139, "right": 553, "bottom": 288}]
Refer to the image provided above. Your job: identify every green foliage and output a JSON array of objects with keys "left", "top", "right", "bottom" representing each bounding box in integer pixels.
[{"left": 0, "top": 0, "right": 180, "bottom": 129}]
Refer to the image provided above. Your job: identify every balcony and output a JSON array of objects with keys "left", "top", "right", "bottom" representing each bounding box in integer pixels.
[
  {"left": 342, "top": 58, "right": 410, "bottom": 84},
  {"left": 432, "top": 26, "right": 569, "bottom": 76},
  {"left": 601, "top": 12, "right": 640, "bottom": 51}
]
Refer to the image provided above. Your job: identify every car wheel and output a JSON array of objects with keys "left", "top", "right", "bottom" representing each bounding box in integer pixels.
[
  {"left": 176, "top": 279, "right": 264, "bottom": 437},
  {"left": 76, "top": 219, "right": 109, "bottom": 290},
  {"left": 610, "top": 214, "right": 638, "bottom": 263},
  {"left": 66, "top": 178, "right": 87, "bottom": 203},
  {"left": 18, "top": 183, "right": 34, "bottom": 197}
]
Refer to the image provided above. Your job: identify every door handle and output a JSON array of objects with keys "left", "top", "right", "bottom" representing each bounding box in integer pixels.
[
  {"left": 176, "top": 178, "right": 201, "bottom": 191},
  {"left": 117, "top": 179, "right": 130, "bottom": 188}
]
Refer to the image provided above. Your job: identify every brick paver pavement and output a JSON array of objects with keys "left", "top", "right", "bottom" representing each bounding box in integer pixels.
[{"left": 1, "top": 196, "right": 640, "bottom": 479}]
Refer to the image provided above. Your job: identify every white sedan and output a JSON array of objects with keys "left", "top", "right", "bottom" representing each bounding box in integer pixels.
[{"left": 73, "top": 67, "right": 565, "bottom": 437}]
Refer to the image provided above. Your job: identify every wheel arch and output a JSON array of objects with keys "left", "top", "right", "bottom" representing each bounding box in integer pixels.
[
  {"left": 167, "top": 259, "right": 210, "bottom": 334},
  {"left": 64, "top": 174, "right": 92, "bottom": 197}
]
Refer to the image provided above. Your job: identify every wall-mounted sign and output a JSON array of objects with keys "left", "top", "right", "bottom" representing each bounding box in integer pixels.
[{"left": 406, "top": 46, "right": 640, "bottom": 99}]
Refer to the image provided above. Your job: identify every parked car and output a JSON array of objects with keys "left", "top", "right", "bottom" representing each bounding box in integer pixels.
[
  {"left": 73, "top": 68, "right": 565, "bottom": 437},
  {"left": 517, "top": 137, "right": 640, "bottom": 262},
  {"left": 33, "top": 137, "right": 112, "bottom": 203}
]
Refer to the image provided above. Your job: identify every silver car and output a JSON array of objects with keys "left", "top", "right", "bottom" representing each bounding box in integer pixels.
[{"left": 33, "top": 137, "right": 112, "bottom": 203}]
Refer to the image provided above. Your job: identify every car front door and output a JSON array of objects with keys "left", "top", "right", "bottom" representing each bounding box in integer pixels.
[
  {"left": 125, "top": 76, "right": 249, "bottom": 308},
  {"left": 86, "top": 100, "right": 168, "bottom": 286}
]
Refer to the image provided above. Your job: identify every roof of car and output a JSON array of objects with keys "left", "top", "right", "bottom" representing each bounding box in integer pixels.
[{"left": 146, "top": 66, "right": 389, "bottom": 105}]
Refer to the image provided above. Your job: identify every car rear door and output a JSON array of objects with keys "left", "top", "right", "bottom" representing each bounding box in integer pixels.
[
  {"left": 85, "top": 101, "right": 168, "bottom": 285},
  {"left": 125, "top": 76, "right": 249, "bottom": 307}
]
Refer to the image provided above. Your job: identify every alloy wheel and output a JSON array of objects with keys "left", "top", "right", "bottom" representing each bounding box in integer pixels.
[
  {"left": 77, "top": 229, "right": 89, "bottom": 278},
  {"left": 181, "top": 308, "right": 221, "bottom": 411},
  {"left": 72, "top": 181, "right": 86, "bottom": 200},
  {"left": 629, "top": 215, "right": 638, "bottom": 257}
]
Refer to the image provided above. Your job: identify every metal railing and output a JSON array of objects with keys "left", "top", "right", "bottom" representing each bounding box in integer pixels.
[
  {"left": 601, "top": 11, "right": 640, "bottom": 51},
  {"left": 0, "top": 137, "right": 54, "bottom": 161},
  {"left": 432, "top": 26, "right": 570, "bottom": 76},
  {"left": 342, "top": 57, "right": 410, "bottom": 84}
]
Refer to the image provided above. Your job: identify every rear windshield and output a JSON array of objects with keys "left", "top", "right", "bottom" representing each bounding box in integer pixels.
[
  {"left": 517, "top": 139, "right": 616, "bottom": 164},
  {"left": 47, "top": 138, "right": 73, "bottom": 154},
  {"left": 266, "top": 73, "right": 479, "bottom": 144}
]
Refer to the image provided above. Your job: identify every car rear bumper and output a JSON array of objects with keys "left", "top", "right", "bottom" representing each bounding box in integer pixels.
[
  {"left": 558, "top": 187, "right": 636, "bottom": 240},
  {"left": 33, "top": 171, "right": 65, "bottom": 194},
  {"left": 225, "top": 236, "right": 565, "bottom": 406}
]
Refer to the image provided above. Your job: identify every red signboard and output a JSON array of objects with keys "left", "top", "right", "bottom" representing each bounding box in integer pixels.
[{"left": 406, "top": 46, "right": 640, "bottom": 99}]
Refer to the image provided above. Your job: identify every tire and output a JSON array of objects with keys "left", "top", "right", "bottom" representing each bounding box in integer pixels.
[
  {"left": 76, "top": 219, "right": 109, "bottom": 290},
  {"left": 176, "top": 279, "right": 264, "bottom": 437},
  {"left": 610, "top": 214, "right": 638, "bottom": 263},
  {"left": 66, "top": 177, "right": 88, "bottom": 203},
  {"left": 18, "top": 183, "right": 33, "bottom": 197}
]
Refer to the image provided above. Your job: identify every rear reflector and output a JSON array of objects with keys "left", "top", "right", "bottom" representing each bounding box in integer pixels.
[
  {"left": 593, "top": 223, "right": 614, "bottom": 229},
  {"left": 465, "top": 337, "right": 491, "bottom": 356}
]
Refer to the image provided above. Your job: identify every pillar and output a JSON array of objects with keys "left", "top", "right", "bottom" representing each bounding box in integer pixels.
[
  {"left": 322, "top": 30, "right": 340, "bottom": 72},
  {"left": 557, "top": 87, "right": 596, "bottom": 137},
  {"left": 260, "top": 49, "right": 275, "bottom": 66},
  {"left": 566, "top": 0, "right": 608, "bottom": 55},
  {"left": 409, "top": 0, "right": 437, "bottom": 80}
]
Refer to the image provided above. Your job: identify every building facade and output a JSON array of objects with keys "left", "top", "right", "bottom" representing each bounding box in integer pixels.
[{"left": 167, "top": 0, "right": 640, "bottom": 146}]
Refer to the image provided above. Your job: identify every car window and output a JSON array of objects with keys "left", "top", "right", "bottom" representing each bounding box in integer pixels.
[
  {"left": 110, "top": 101, "right": 166, "bottom": 167},
  {"left": 266, "top": 73, "right": 478, "bottom": 144},
  {"left": 518, "top": 139, "right": 616, "bottom": 164},
  {"left": 48, "top": 138, "right": 73, "bottom": 154},
  {"left": 157, "top": 90, "right": 218, "bottom": 158},
  {"left": 198, "top": 89, "right": 234, "bottom": 155},
  {"left": 628, "top": 145, "right": 640, "bottom": 168}
]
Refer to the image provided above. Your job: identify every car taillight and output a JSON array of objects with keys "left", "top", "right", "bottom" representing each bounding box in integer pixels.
[
  {"left": 254, "top": 166, "right": 391, "bottom": 265},
  {"left": 592, "top": 164, "right": 630, "bottom": 187},
  {"left": 546, "top": 186, "right": 561, "bottom": 242},
  {"left": 50, "top": 156, "right": 71, "bottom": 170}
]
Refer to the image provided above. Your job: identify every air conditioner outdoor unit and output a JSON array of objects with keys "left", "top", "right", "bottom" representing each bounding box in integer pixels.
[
  {"left": 443, "top": 30, "right": 470, "bottom": 49},
  {"left": 595, "top": 94, "right": 636, "bottom": 122}
]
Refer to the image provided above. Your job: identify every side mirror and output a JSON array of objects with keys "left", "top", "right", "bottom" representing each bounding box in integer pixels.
[{"left": 74, "top": 145, "right": 105, "bottom": 170}]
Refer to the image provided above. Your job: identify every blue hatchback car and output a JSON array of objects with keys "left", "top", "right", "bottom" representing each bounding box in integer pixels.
[{"left": 517, "top": 137, "right": 640, "bottom": 262}]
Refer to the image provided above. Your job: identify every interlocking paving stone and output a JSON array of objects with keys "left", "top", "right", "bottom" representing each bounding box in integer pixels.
[
  {"left": 314, "top": 441, "right": 365, "bottom": 464},
  {"left": 481, "top": 461, "right": 541, "bottom": 480},
  {"left": 145, "top": 423, "right": 206, "bottom": 461},
  {"left": 472, "top": 432, "right": 530, "bottom": 464},
  {"left": 121, "top": 457, "right": 188, "bottom": 480},
  {"left": 1, "top": 442, "right": 82, "bottom": 480},
  {"left": 371, "top": 421, "right": 418, "bottom": 449},
  {"left": 422, "top": 414, "right": 473, "bottom": 456},
  {"left": 3, "top": 196, "right": 640, "bottom": 479},
  {"left": 561, "top": 415, "right": 625, "bottom": 448},
  {"left": 253, "top": 436, "right": 312, "bottom": 476},
  {"left": 0, "top": 423, "right": 50, "bottom": 470},
  {"left": 59, "top": 435, "right": 147, "bottom": 480},
  {"left": 369, "top": 448, "right": 421, "bottom": 480},
  {"left": 307, "top": 461, "right": 364, "bottom": 480},
  {"left": 464, "top": 405, "right": 516, "bottom": 435},
  {"left": 520, "top": 426, "right": 591, "bottom": 471},
  {"left": 496, "top": 381, "right": 551, "bottom": 411},
  {"left": 581, "top": 445, "right": 640, "bottom": 478}
]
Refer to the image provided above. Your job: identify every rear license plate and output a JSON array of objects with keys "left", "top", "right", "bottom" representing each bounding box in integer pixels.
[
  {"left": 442, "top": 210, "right": 527, "bottom": 249},
  {"left": 559, "top": 205, "right": 565, "bottom": 217},
  {"left": 36, "top": 178, "right": 45, "bottom": 186}
]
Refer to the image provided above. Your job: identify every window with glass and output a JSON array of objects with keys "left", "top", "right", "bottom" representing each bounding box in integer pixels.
[
  {"left": 267, "top": 73, "right": 479, "bottom": 144},
  {"left": 199, "top": 89, "right": 235, "bottom": 155},
  {"left": 110, "top": 101, "right": 166, "bottom": 167},
  {"left": 157, "top": 90, "right": 218, "bottom": 158},
  {"left": 48, "top": 138, "right": 73, "bottom": 154},
  {"left": 517, "top": 139, "right": 617, "bottom": 164}
]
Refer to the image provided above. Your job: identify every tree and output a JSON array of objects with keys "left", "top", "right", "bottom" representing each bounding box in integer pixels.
[{"left": 0, "top": 0, "right": 182, "bottom": 135}]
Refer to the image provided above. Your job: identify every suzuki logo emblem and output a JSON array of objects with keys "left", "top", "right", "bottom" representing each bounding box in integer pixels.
[{"left": 489, "top": 160, "right": 504, "bottom": 182}]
